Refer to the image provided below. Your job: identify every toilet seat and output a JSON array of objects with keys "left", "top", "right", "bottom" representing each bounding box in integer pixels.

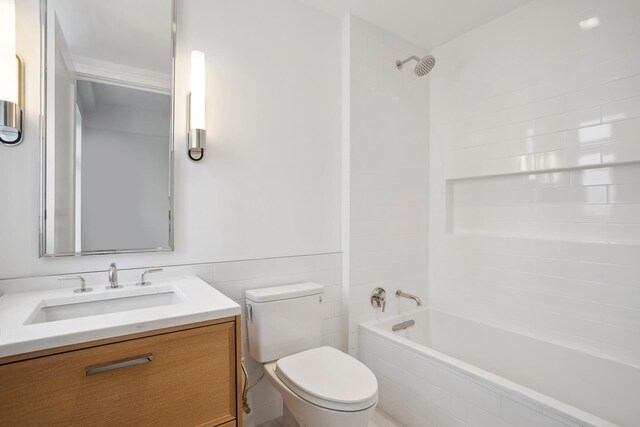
[{"left": 275, "top": 346, "right": 378, "bottom": 412}]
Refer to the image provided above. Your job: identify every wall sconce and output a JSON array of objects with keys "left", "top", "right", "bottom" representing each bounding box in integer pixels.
[
  {"left": 188, "top": 50, "right": 206, "bottom": 161},
  {"left": 0, "top": 0, "right": 24, "bottom": 147}
]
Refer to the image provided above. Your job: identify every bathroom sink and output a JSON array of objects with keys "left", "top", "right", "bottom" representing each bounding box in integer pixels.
[
  {"left": 27, "top": 291, "right": 182, "bottom": 325},
  {"left": 0, "top": 276, "right": 241, "bottom": 359}
]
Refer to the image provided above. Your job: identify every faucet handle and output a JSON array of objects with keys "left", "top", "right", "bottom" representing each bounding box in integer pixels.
[
  {"left": 59, "top": 275, "right": 92, "bottom": 293},
  {"left": 137, "top": 268, "right": 164, "bottom": 286},
  {"left": 370, "top": 287, "right": 386, "bottom": 312}
]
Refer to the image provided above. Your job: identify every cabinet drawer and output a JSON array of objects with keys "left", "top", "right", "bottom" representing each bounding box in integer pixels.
[{"left": 0, "top": 322, "right": 237, "bottom": 426}]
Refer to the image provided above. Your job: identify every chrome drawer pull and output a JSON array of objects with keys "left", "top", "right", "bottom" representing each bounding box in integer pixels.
[{"left": 85, "top": 354, "right": 153, "bottom": 376}]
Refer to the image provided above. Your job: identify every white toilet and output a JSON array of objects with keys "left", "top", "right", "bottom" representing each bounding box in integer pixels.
[{"left": 246, "top": 282, "right": 378, "bottom": 427}]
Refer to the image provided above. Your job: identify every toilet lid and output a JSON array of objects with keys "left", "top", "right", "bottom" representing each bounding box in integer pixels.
[{"left": 275, "top": 346, "right": 378, "bottom": 411}]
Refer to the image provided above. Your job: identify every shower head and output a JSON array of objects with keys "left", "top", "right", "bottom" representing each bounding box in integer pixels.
[{"left": 396, "top": 55, "right": 436, "bottom": 76}]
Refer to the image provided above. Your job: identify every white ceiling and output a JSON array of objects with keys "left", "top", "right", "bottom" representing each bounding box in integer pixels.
[{"left": 297, "top": 0, "right": 532, "bottom": 50}]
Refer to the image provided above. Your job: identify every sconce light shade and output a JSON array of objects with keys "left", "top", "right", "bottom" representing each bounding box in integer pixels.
[
  {"left": 188, "top": 50, "right": 206, "bottom": 161},
  {"left": 0, "top": 0, "right": 24, "bottom": 146},
  {"left": 0, "top": 0, "right": 17, "bottom": 105}
]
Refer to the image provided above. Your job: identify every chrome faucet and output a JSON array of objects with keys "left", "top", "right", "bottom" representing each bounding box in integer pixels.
[
  {"left": 396, "top": 289, "right": 422, "bottom": 306},
  {"left": 108, "top": 263, "right": 122, "bottom": 289}
]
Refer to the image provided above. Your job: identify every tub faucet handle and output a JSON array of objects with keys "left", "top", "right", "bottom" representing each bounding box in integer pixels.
[{"left": 371, "top": 287, "right": 386, "bottom": 312}]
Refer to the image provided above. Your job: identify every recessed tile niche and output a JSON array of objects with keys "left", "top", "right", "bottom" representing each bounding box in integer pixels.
[{"left": 447, "top": 162, "right": 640, "bottom": 244}]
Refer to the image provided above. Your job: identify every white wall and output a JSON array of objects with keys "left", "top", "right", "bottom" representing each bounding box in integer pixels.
[
  {"left": 430, "top": 0, "right": 640, "bottom": 366},
  {"left": 1, "top": 0, "right": 342, "bottom": 279},
  {"left": 346, "top": 16, "right": 430, "bottom": 355},
  {"left": 3, "top": 2, "right": 343, "bottom": 425}
]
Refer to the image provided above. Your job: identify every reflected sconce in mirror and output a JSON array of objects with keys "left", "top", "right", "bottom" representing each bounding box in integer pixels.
[
  {"left": 0, "top": 0, "right": 24, "bottom": 146},
  {"left": 188, "top": 50, "right": 206, "bottom": 161}
]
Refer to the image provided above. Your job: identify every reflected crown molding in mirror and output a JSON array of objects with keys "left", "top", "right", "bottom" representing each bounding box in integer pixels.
[
  {"left": 39, "top": 0, "right": 176, "bottom": 257},
  {"left": 72, "top": 55, "right": 171, "bottom": 95}
]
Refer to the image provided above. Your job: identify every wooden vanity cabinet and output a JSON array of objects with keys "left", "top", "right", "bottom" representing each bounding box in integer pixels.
[{"left": 0, "top": 316, "right": 242, "bottom": 427}]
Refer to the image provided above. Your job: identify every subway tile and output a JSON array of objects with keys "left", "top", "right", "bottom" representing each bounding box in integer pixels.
[
  {"left": 536, "top": 186, "right": 608, "bottom": 205},
  {"left": 534, "top": 107, "right": 601, "bottom": 136},
  {"left": 607, "top": 223, "right": 640, "bottom": 244},
  {"left": 483, "top": 154, "right": 536, "bottom": 176},
  {"left": 602, "top": 96, "right": 640, "bottom": 123},
  {"left": 601, "top": 142, "right": 640, "bottom": 164},
  {"left": 607, "top": 204, "right": 640, "bottom": 224},
  {"left": 242, "top": 275, "right": 294, "bottom": 291},
  {"left": 159, "top": 264, "right": 216, "bottom": 283},
  {"left": 534, "top": 150, "right": 569, "bottom": 170},
  {"left": 323, "top": 284, "right": 342, "bottom": 302},
  {"left": 566, "top": 123, "right": 612, "bottom": 146},
  {"left": 313, "top": 253, "right": 342, "bottom": 271},
  {"left": 508, "top": 133, "right": 566, "bottom": 156},
  {"left": 290, "top": 268, "right": 341, "bottom": 287},
  {"left": 211, "top": 280, "right": 244, "bottom": 300},
  {"left": 573, "top": 167, "right": 614, "bottom": 186},
  {"left": 506, "top": 96, "right": 566, "bottom": 124},
  {"left": 567, "top": 74, "right": 640, "bottom": 110},
  {"left": 608, "top": 184, "right": 640, "bottom": 203},
  {"left": 269, "top": 256, "right": 315, "bottom": 276},
  {"left": 567, "top": 117, "right": 640, "bottom": 149},
  {"left": 213, "top": 259, "right": 273, "bottom": 282}
]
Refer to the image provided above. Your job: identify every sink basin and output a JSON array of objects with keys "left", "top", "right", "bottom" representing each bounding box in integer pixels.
[{"left": 27, "top": 291, "right": 182, "bottom": 325}]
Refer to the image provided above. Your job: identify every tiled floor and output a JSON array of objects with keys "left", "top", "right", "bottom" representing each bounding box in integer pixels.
[
  {"left": 368, "top": 410, "right": 401, "bottom": 427},
  {"left": 256, "top": 409, "right": 400, "bottom": 427}
]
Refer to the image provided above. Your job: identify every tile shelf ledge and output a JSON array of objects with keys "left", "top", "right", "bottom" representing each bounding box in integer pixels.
[
  {"left": 446, "top": 231, "right": 640, "bottom": 246},
  {"left": 444, "top": 159, "right": 640, "bottom": 182}
]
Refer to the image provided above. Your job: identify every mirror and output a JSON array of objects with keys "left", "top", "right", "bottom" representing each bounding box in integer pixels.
[{"left": 40, "top": 0, "right": 175, "bottom": 256}]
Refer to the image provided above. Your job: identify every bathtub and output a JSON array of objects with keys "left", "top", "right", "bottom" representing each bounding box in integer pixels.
[{"left": 359, "top": 308, "right": 639, "bottom": 427}]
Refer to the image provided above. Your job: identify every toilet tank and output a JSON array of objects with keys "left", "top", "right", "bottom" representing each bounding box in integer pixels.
[{"left": 246, "top": 282, "right": 324, "bottom": 363}]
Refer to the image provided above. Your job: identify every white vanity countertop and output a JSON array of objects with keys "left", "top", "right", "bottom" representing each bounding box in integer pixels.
[{"left": 0, "top": 276, "right": 241, "bottom": 358}]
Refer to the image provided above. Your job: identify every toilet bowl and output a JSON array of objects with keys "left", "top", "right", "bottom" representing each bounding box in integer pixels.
[
  {"left": 246, "top": 283, "right": 378, "bottom": 427},
  {"left": 264, "top": 346, "right": 377, "bottom": 427}
]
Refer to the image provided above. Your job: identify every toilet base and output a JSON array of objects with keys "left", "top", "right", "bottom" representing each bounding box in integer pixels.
[{"left": 282, "top": 406, "right": 299, "bottom": 427}]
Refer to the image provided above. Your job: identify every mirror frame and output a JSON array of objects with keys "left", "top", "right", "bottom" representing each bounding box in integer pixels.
[{"left": 39, "top": 0, "right": 176, "bottom": 257}]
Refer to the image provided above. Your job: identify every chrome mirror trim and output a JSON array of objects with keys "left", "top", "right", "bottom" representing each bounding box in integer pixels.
[{"left": 38, "top": 0, "right": 176, "bottom": 257}]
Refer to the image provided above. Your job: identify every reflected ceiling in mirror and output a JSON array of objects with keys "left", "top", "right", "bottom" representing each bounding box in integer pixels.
[{"left": 40, "top": 0, "right": 175, "bottom": 256}]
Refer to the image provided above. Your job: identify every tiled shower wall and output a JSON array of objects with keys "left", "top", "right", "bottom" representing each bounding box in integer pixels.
[
  {"left": 347, "top": 16, "right": 430, "bottom": 355},
  {"left": 430, "top": 0, "right": 640, "bottom": 365},
  {"left": 0, "top": 253, "right": 343, "bottom": 427}
]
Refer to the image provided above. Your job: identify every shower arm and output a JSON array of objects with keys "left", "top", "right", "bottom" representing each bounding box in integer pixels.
[{"left": 396, "top": 56, "right": 421, "bottom": 69}]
